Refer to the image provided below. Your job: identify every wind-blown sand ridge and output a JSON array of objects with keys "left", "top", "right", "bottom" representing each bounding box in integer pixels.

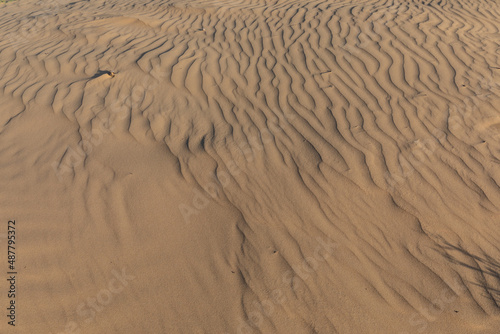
[{"left": 0, "top": 0, "right": 499, "bottom": 333}]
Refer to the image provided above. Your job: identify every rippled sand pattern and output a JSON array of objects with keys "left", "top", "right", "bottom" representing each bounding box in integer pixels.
[{"left": 1, "top": 0, "right": 500, "bottom": 333}]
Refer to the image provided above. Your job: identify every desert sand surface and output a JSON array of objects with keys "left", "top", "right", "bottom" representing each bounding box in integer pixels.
[{"left": 1, "top": 0, "right": 500, "bottom": 333}]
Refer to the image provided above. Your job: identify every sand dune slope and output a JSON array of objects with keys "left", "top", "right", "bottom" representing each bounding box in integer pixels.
[{"left": 1, "top": 0, "right": 500, "bottom": 333}]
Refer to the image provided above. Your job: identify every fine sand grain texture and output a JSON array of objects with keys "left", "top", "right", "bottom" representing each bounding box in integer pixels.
[{"left": 1, "top": 0, "right": 500, "bottom": 333}]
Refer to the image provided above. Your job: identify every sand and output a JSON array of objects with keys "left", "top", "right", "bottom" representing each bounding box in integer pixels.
[{"left": 1, "top": 0, "right": 500, "bottom": 333}]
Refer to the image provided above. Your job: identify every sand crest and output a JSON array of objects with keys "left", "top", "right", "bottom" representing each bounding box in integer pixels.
[{"left": 1, "top": 0, "right": 500, "bottom": 333}]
